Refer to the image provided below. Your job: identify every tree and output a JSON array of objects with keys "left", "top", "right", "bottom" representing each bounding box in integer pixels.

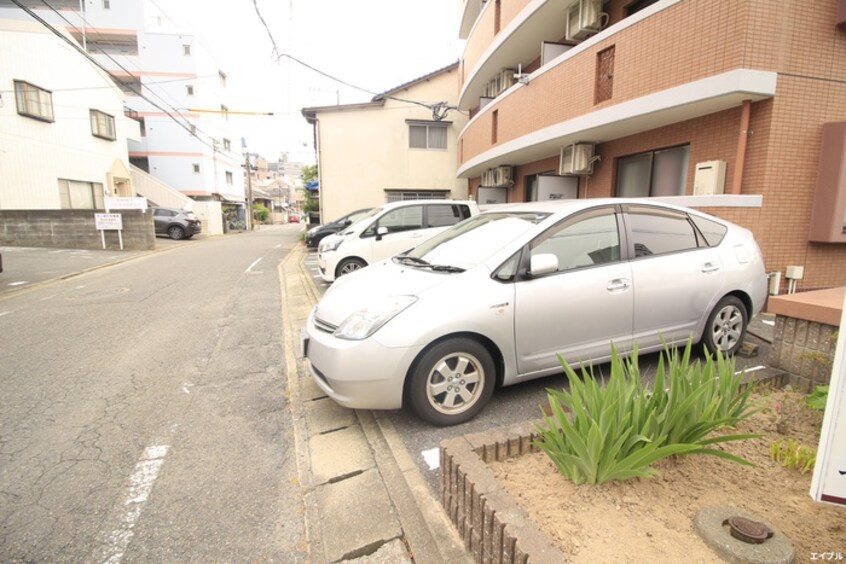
[{"left": 302, "top": 164, "right": 319, "bottom": 216}]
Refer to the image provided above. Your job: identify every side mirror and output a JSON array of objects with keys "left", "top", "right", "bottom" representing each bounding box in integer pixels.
[
  {"left": 529, "top": 253, "right": 558, "bottom": 277},
  {"left": 376, "top": 226, "right": 388, "bottom": 241}
]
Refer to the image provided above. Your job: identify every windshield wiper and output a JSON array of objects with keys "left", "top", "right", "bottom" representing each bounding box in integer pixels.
[{"left": 394, "top": 255, "right": 464, "bottom": 273}]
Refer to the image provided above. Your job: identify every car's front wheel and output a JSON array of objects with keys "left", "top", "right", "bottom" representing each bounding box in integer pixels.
[
  {"left": 167, "top": 225, "right": 186, "bottom": 240},
  {"left": 702, "top": 295, "right": 748, "bottom": 356},
  {"left": 336, "top": 258, "right": 366, "bottom": 278},
  {"left": 408, "top": 338, "right": 495, "bottom": 426}
]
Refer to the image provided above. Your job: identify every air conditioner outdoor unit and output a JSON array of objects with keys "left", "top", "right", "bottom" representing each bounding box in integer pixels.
[
  {"left": 499, "top": 69, "right": 517, "bottom": 91},
  {"left": 494, "top": 165, "right": 514, "bottom": 186},
  {"left": 565, "top": 0, "right": 605, "bottom": 41},
  {"left": 559, "top": 143, "right": 595, "bottom": 175},
  {"left": 482, "top": 168, "right": 497, "bottom": 187}
]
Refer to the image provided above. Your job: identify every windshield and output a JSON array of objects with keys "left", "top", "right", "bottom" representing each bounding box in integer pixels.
[
  {"left": 402, "top": 212, "right": 548, "bottom": 270},
  {"left": 340, "top": 207, "right": 382, "bottom": 232}
]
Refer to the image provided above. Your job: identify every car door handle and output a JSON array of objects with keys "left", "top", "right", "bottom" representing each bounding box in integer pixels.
[
  {"left": 701, "top": 262, "right": 720, "bottom": 274},
  {"left": 606, "top": 278, "right": 631, "bottom": 292}
]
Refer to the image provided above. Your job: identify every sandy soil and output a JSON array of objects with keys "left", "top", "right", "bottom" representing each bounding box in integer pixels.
[{"left": 490, "top": 388, "right": 846, "bottom": 563}]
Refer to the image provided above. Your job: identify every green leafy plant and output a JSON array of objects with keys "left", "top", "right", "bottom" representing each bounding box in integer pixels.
[
  {"left": 770, "top": 438, "right": 816, "bottom": 474},
  {"left": 252, "top": 203, "right": 270, "bottom": 223},
  {"left": 534, "top": 341, "right": 761, "bottom": 485},
  {"left": 805, "top": 385, "right": 829, "bottom": 411}
]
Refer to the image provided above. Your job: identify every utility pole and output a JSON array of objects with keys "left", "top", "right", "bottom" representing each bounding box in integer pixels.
[{"left": 244, "top": 151, "right": 254, "bottom": 230}]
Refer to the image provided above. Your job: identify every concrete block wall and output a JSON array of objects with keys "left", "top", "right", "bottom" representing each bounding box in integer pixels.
[
  {"left": 440, "top": 420, "right": 566, "bottom": 564},
  {"left": 0, "top": 209, "right": 155, "bottom": 251},
  {"left": 770, "top": 315, "right": 837, "bottom": 392}
]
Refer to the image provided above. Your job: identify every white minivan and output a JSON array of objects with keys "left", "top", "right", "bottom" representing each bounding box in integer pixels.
[{"left": 317, "top": 199, "right": 480, "bottom": 282}]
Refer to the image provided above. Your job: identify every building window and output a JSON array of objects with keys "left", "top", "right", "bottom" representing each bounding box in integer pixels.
[
  {"left": 193, "top": 163, "right": 200, "bottom": 174},
  {"left": 223, "top": 138, "right": 231, "bottom": 152},
  {"left": 494, "top": 0, "right": 501, "bottom": 33},
  {"left": 183, "top": 44, "right": 191, "bottom": 55},
  {"left": 14, "top": 80, "right": 54, "bottom": 122},
  {"left": 58, "top": 179, "right": 104, "bottom": 209},
  {"left": 139, "top": 117, "right": 146, "bottom": 137},
  {"left": 90, "top": 109, "right": 116, "bottom": 140},
  {"left": 186, "top": 84, "right": 194, "bottom": 96},
  {"left": 225, "top": 171, "right": 233, "bottom": 185},
  {"left": 408, "top": 122, "right": 447, "bottom": 149},
  {"left": 491, "top": 110, "right": 498, "bottom": 144},
  {"left": 616, "top": 145, "right": 690, "bottom": 197},
  {"left": 595, "top": 46, "right": 614, "bottom": 104},
  {"left": 103, "top": 0, "right": 110, "bottom": 8}
]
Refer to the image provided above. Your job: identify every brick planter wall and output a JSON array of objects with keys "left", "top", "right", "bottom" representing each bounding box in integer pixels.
[
  {"left": 770, "top": 315, "right": 837, "bottom": 391},
  {"left": 440, "top": 421, "right": 567, "bottom": 564},
  {"left": 0, "top": 210, "right": 155, "bottom": 251}
]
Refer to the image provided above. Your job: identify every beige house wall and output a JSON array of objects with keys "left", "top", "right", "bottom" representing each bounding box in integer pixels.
[{"left": 313, "top": 67, "right": 469, "bottom": 223}]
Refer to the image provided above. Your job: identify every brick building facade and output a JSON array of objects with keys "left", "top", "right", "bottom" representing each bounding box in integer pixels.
[{"left": 457, "top": 0, "right": 846, "bottom": 291}]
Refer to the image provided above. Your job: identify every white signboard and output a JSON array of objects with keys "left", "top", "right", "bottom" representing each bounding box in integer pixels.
[
  {"left": 94, "top": 213, "right": 123, "bottom": 230},
  {"left": 105, "top": 196, "right": 147, "bottom": 210},
  {"left": 538, "top": 175, "right": 578, "bottom": 200},
  {"left": 810, "top": 291, "right": 846, "bottom": 507}
]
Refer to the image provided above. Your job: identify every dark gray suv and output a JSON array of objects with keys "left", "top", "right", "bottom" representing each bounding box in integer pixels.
[{"left": 152, "top": 207, "right": 202, "bottom": 240}]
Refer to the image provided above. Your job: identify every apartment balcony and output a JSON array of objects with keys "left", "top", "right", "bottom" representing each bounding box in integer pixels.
[{"left": 456, "top": 0, "right": 808, "bottom": 179}]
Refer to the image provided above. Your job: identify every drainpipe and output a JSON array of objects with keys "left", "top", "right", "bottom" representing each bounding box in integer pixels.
[{"left": 731, "top": 100, "right": 752, "bottom": 194}]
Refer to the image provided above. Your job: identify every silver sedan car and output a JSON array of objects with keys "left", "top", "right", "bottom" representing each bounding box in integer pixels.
[{"left": 302, "top": 199, "right": 768, "bottom": 426}]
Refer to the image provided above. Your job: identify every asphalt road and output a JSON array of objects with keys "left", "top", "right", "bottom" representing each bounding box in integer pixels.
[{"left": 0, "top": 226, "right": 307, "bottom": 562}]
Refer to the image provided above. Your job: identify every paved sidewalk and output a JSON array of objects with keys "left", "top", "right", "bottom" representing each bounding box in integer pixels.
[{"left": 279, "top": 244, "right": 470, "bottom": 563}]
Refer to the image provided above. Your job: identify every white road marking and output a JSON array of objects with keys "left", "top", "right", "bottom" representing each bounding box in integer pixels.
[
  {"left": 245, "top": 258, "right": 262, "bottom": 273},
  {"left": 736, "top": 365, "right": 766, "bottom": 375},
  {"left": 422, "top": 448, "right": 440, "bottom": 470},
  {"left": 8, "top": 281, "right": 28, "bottom": 286},
  {"left": 95, "top": 444, "right": 170, "bottom": 563},
  {"left": 0, "top": 311, "right": 10, "bottom": 317},
  {"left": 182, "top": 382, "right": 193, "bottom": 394}
]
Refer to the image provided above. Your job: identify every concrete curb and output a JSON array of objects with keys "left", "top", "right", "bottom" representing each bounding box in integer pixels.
[{"left": 280, "top": 244, "right": 469, "bottom": 563}]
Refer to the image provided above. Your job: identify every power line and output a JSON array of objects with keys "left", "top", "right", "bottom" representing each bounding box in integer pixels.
[
  {"left": 250, "top": 0, "right": 460, "bottom": 121},
  {"left": 36, "top": 0, "right": 220, "bottom": 148},
  {"left": 10, "top": 0, "right": 220, "bottom": 151}
]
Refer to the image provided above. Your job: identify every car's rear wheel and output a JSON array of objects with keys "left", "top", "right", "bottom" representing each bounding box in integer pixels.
[
  {"left": 702, "top": 295, "right": 747, "bottom": 356},
  {"left": 337, "top": 258, "right": 366, "bottom": 278},
  {"left": 167, "top": 225, "right": 186, "bottom": 240},
  {"left": 408, "top": 338, "right": 495, "bottom": 426}
]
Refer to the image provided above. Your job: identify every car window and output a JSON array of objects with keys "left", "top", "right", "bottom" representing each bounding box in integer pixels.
[
  {"left": 365, "top": 206, "right": 423, "bottom": 236},
  {"left": 426, "top": 204, "right": 463, "bottom": 228},
  {"left": 627, "top": 207, "right": 699, "bottom": 257},
  {"left": 690, "top": 215, "right": 728, "bottom": 247},
  {"left": 530, "top": 209, "right": 620, "bottom": 273}
]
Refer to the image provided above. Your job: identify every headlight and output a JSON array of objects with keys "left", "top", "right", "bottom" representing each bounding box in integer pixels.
[
  {"left": 319, "top": 238, "right": 344, "bottom": 253},
  {"left": 334, "top": 296, "right": 417, "bottom": 340}
]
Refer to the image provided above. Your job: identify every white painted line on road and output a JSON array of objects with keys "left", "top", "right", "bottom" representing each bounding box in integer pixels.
[
  {"left": 0, "top": 311, "right": 10, "bottom": 317},
  {"left": 182, "top": 382, "right": 193, "bottom": 394},
  {"left": 422, "top": 448, "right": 440, "bottom": 470},
  {"left": 95, "top": 444, "right": 170, "bottom": 564},
  {"left": 245, "top": 257, "right": 263, "bottom": 273},
  {"left": 8, "top": 281, "right": 28, "bottom": 286},
  {"left": 736, "top": 365, "right": 766, "bottom": 375}
]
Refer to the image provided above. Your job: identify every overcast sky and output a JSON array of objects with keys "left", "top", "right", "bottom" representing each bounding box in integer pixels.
[{"left": 165, "top": 0, "right": 466, "bottom": 163}]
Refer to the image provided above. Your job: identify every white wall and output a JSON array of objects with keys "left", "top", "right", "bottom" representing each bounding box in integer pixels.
[
  {"left": 0, "top": 19, "right": 137, "bottom": 210},
  {"left": 314, "top": 66, "right": 469, "bottom": 221}
]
